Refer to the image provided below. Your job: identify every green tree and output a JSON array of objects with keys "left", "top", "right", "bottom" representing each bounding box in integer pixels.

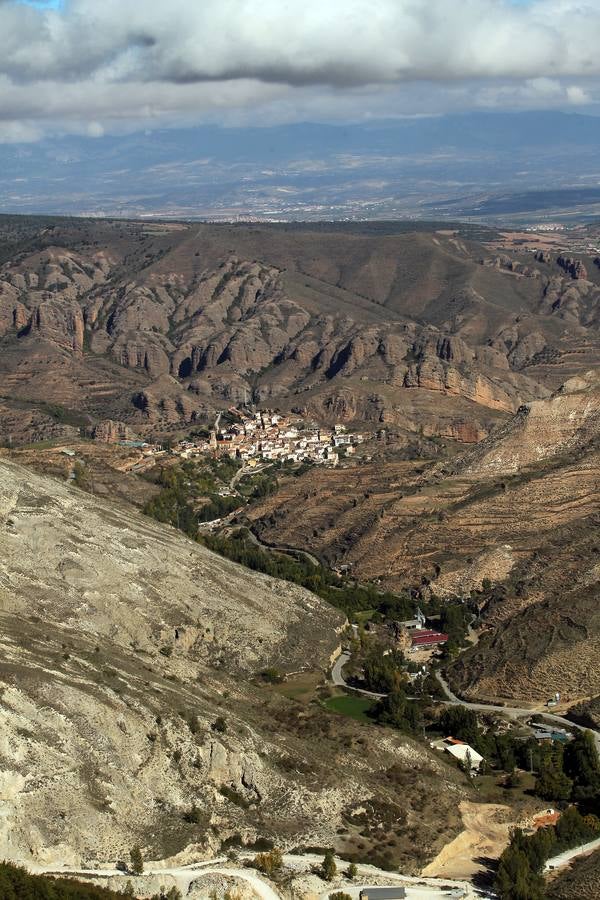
[
  {"left": 361, "top": 644, "right": 406, "bottom": 693},
  {"left": 534, "top": 760, "right": 573, "bottom": 802},
  {"left": 495, "top": 843, "right": 544, "bottom": 900},
  {"left": 0, "top": 861, "right": 134, "bottom": 900},
  {"left": 150, "top": 890, "right": 182, "bottom": 900},
  {"left": 321, "top": 850, "right": 337, "bottom": 882},
  {"left": 505, "top": 769, "right": 523, "bottom": 789},
  {"left": 130, "top": 846, "right": 144, "bottom": 876},
  {"left": 555, "top": 805, "right": 593, "bottom": 848},
  {"left": 563, "top": 731, "right": 600, "bottom": 800},
  {"left": 346, "top": 863, "right": 358, "bottom": 880},
  {"left": 439, "top": 706, "right": 481, "bottom": 748}
]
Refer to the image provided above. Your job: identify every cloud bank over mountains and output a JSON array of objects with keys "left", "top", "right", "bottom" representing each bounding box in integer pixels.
[{"left": 1, "top": 0, "right": 600, "bottom": 140}]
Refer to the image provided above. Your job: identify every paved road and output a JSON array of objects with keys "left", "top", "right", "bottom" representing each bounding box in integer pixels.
[
  {"left": 34, "top": 852, "right": 478, "bottom": 899},
  {"left": 435, "top": 673, "right": 600, "bottom": 754},
  {"left": 331, "top": 651, "right": 387, "bottom": 699},
  {"left": 544, "top": 835, "right": 600, "bottom": 872},
  {"left": 330, "top": 658, "right": 600, "bottom": 755},
  {"left": 435, "top": 672, "right": 538, "bottom": 718},
  {"left": 243, "top": 525, "right": 321, "bottom": 568},
  {"left": 229, "top": 463, "right": 257, "bottom": 490}
]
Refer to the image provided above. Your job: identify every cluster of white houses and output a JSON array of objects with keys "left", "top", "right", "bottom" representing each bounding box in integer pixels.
[{"left": 176, "top": 408, "right": 365, "bottom": 467}]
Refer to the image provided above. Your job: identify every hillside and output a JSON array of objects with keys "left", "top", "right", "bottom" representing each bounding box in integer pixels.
[
  {"left": 0, "top": 459, "right": 468, "bottom": 871},
  {"left": 547, "top": 849, "right": 600, "bottom": 900},
  {"left": 248, "top": 372, "right": 600, "bottom": 704},
  {"left": 1, "top": 217, "right": 599, "bottom": 446}
]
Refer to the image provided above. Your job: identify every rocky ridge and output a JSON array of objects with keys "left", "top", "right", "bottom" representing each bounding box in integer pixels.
[{"left": 1, "top": 219, "right": 599, "bottom": 445}]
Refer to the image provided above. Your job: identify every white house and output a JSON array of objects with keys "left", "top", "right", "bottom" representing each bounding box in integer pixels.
[
  {"left": 445, "top": 741, "right": 484, "bottom": 772},
  {"left": 431, "top": 737, "right": 484, "bottom": 772}
]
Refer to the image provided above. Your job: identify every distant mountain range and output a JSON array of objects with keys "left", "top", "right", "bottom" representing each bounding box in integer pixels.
[{"left": 2, "top": 111, "right": 600, "bottom": 222}]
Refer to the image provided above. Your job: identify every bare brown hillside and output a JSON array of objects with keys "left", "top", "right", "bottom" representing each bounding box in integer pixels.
[
  {"left": 249, "top": 372, "right": 600, "bottom": 703},
  {"left": 547, "top": 849, "right": 600, "bottom": 899},
  {"left": 1, "top": 217, "right": 599, "bottom": 445}
]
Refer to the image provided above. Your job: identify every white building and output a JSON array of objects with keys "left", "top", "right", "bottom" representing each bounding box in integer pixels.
[
  {"left": 430, "top": 737, "right": 484, "bottom": 772},
  {"left": 445, "top": 742, "right": 484, "bottom": 772}
]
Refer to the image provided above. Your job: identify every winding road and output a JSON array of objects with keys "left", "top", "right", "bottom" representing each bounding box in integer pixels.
[
  {"left": 544, "top": 835, "right": 600, "bottom": 872},
  {"left": 240, "top": 524, "right": 321, "bottom": 568},
  {"left": 34, "top": 859, "right": 280, "bottom": 900},
  {"left": 330, "top": 653, "right": 600, "bottom": 754},
  {"left": 331, "top": 651, "right": 387, "bottom": 699},
  {"left": 35, "top": 852, "right": 478, "bottom": 900},
  {"left": 434, "top": 672, "right": 600, "bottom": 755}
]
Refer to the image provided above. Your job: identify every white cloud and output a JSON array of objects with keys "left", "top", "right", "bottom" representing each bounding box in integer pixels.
[
  {"left": 1, "top": 0, "right": 600, "bottom": 138},
  {"left": 566, "top": 85, "right": 591, "bottom": 105}
]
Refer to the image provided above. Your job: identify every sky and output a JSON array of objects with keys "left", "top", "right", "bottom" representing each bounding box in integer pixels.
[{"left": 1, "top": 0, "right": 600, "bottom": 143}]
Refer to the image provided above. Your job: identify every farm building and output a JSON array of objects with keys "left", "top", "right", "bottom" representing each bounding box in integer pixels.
[
  {"left": 431, "top": 736, "right": 484, "bottom": 772},
  {"left": 411, "top": 629, "right": 449, "bottom": 649}
]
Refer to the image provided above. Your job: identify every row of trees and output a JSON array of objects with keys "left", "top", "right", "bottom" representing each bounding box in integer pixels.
[
  {"left": 534, "top": 731, "right": 600, "bottom": 804},
  {"left": 201, "top": 529, "right": 418, "bottom": 619},
  {"left": 371, "top": 687, "right": 424, "bottom": 734},
  {"left": 143, "top": 460, "right": 429, "bottom": 622},
  {"left": 0, "top": 862, "right": 138, "bottom": 900}
]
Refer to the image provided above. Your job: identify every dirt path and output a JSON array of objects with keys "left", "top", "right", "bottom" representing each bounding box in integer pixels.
[
  {"left": 34, "top": 854, "right": 475, "bottom": 899},
  {"left": 421, "top": 801, "right": 513, "bottom": 880}
]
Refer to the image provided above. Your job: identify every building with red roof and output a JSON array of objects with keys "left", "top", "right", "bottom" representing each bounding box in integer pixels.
[{"left": 411, "top": 629, "right": 449, "bottom": 648}]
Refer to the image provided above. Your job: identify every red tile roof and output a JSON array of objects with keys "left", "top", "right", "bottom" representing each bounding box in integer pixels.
[
  {"left": 533, "top": 811, "right": 560, "bottom": 830},
  {"left": 411, "top": 630, "right": 449, "bottom": 646}
]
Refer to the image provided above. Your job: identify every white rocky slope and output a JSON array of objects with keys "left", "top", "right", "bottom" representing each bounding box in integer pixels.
[
  {"left": 0, "top": 459, "right": 467, "bottom": 873},
  {"left": 0, "top": 458, "right": 341, "bottom": 672}
]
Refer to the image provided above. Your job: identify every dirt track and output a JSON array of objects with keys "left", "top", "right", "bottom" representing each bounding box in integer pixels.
[{"left": 421, "top": 801, "right": 513, "bottom": 880}]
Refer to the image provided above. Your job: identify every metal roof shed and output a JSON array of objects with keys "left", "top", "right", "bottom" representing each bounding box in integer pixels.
[{"left": 359, "top": 889, "right": 407, "bottom": 900}]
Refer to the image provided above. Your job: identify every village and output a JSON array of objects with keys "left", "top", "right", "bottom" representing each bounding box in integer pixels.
[{"left": 127, "top": 407, "right": 366, "bottom": 469}]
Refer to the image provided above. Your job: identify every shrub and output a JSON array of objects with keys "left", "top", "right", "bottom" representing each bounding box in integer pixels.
[
  {"left": 184, "top": 802, "right": 204, "bottom": 824},
  {"left": 253, "top": 848, "right": 283, "bottom": 877},
  {"left": 259, "top": 667, "right": 284, "bottom": 684},
  {"left": 219, "top": 785, "right": 251, "bottom": 809}
]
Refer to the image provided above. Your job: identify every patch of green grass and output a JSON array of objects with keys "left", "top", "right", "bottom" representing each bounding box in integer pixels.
[
  {"left": 474, "top": 771, "right": 537, "bottom": 804},
  {"left": 323, "top": 694, "right": 375, "bottom": 723}
]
